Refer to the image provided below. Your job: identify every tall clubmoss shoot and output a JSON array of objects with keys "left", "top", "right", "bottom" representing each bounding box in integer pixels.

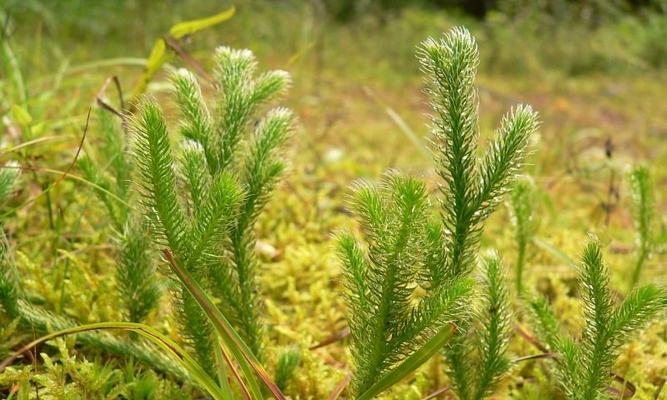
[
  {"left": 339, "top": 26, "right": 538, "bottom": 399},
  {"left": 134, "top": 47, "right": 294, "bottom": 380}
]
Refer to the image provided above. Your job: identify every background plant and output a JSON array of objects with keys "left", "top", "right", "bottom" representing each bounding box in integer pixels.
[
  {"left": 627, "top": 165, "right": 657, "bottom": 291},
  {"left": 508, "top": 178, "right": 536, "bottom": 295},
  {"left": 0, "top": 166, "right": 187, "bottom": 380},
  {"left": 79, "top": 110, "right": 161, "bottom": 325}
]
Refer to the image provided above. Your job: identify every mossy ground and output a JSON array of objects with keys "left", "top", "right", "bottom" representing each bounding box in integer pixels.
[{"left": 1, "top": 2, "right": 666, "bottom": 399}]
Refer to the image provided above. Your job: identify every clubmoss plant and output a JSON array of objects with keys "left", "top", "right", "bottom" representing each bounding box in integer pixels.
[
  {"left": 627, "top": 165, "right": 656, "bottom": 291},
  {"left": 79, "top": 109, "right": 161, "bottom": 324},
  {"left": 2, "top": 46, "right": 293, "bottom": 400},
  {"left": 508, "top": 178, "right": 536, "bottom": 295},
  {"left": 339, "top": 26, "right": 538, "bottom": 400},
  {"left": 530, "top": 238, "right": 667, "bottom": 400},
  {"left": 0, "top": 40, "right": 296, "bottom": 399},
  {"left": 422, "top": 27, "right": 537, "bottom": 400},
  {"left": 0, "top": 166, "right": 186, "bottom": 379},
  {"left": 274, "top": 346, "right": 302, "bottom": 392},
  {"left": 338, "top": 173, "right": 474, "bottom": 399},
  {"left": 134, "top": 46, "right": 294, "bottom": 378}
]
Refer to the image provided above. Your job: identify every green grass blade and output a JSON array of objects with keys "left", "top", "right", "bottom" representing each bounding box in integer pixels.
[
  {"left": 0, "top": 167, "right": 132, "bottom": 220},
  {"left": 65, "top": 58, "right": 147, "bottom": 74},
  {"left": 532, "top": 236, "right": 578, "bottom": 269},
  {"left": 163, "top": 250, "right": 286, "bottom": 400},
  {"left": 14, "top": 299, "right": 185, "bottom": 379},
  {"left": 0, "top": 136, "right": 66, "bottom": 156}
]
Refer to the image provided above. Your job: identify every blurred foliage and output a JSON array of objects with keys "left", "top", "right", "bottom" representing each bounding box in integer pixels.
[
  {"left": 319, "top": 0, "right": 666, "bottom": 22},
  {"left": 3, "top": 0, "right": 667, "bottom": 77}
]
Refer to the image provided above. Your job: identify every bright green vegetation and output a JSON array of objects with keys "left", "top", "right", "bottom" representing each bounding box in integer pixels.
[
  {"left": 530, "top": 239, "right": 667, "bottom": 400},
  {"left": 79, "top": 109, "right": 161, "bottom": 325},
  {"left": 1, "top": 1, "right": 666, "bottom": 399},
  {"left": 135, "top": 47, "right": 293, "bottom": 369},
  {"left": 508, "top": 178, "right": 536, "bottom": 295},
  {"left": 627, "top": 166, "right": 657, "bottom": 291},
  {"left": 340, "top": 27, "right": 534, "bottom": 399}
]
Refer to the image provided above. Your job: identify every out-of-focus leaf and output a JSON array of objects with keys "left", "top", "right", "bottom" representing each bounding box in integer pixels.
[
  {"left": 131, "top": 39, "right": 172, "bottom": 99},
  {"left": 130, "top": 7, "right": 235, "bottom": 101},
  {"left": 10, "top": 105, "right": 32, "bottom": 127},
  {"left": 146, "top": 39, "right": 168, "bottom": 74},
  {"left": 163, "top": 250, "right": 286, "bottom": 400},
  {"left": 532, "top": 236, "right": 578, "bottom": 269},
  {"left": 169, "top": 6, "right": 236, "bottom": 39},
  {"left": 1, "top": 42, "right": 27, "bottom": 105}
]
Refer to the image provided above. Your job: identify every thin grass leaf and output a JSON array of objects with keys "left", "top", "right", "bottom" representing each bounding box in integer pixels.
[
  {"left": 163, "top": 250, "right": 286, "bottom": 400},
  {"left": 508, "top": 178, "right": 535, "bottom": 294},
  {"left": 532, "top": 236, "right": 578, "bottom": 269},
  {"left": 357, "top": 324, "right": 455, "bottom": 400}
]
